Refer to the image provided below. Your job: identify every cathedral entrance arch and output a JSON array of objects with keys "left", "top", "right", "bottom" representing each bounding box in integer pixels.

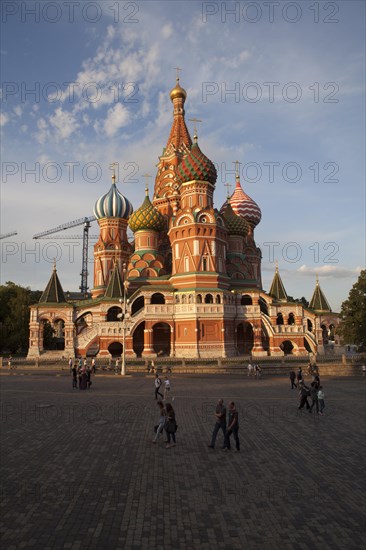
[
  {"left": 236, "top": 322, "right": 254, "bottom": 354},
  {"left": 108, "top": 342, "right": 122, "bottom": 358},
  {"left": 133, "top": 322, "right": 145, "bottom": 357},
  {"left": 53, "top": 318, "right": 65, "bottom": 350},
  {"left": 152, "top": 323, "right": 171, "bottom": 356}
]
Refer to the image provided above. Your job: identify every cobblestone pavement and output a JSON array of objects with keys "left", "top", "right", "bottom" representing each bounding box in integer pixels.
[{"left": 0, "top": 373, "right": 365, "bottom": 550}]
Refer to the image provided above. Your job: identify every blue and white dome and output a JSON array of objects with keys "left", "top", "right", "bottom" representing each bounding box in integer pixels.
[{"left": 94, "top": 181, "right": 133, "bottom": 220}]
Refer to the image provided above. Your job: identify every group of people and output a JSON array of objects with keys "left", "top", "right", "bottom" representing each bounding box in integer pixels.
[
  {"left": 208, "top": 399, "right": 240, "bottom": 452},
  {"left": 152, "top": 401, "right": 178, "bottom": 448},
  {"left": 70, "top": 357, "right": 94, "bottom": 390},
  {"left": 290, "top": 367, "right": 326, "bottom": 414},
  {"left": 148, "top": 360, "right": 172, "bottom": 375},
  {"left": 247, "top": 362, "right": 262, "bottom": 378},
  {"left": 154, "top": 374, "right": 171, "bottom": 401}
]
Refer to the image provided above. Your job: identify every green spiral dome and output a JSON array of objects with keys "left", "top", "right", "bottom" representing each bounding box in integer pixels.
[{"left": 129, "top": 193, "right": 165, "bottom": 233}]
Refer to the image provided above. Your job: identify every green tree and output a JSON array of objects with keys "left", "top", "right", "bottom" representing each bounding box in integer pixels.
[
  {"left": 337, "top": 270, "right": 366, "bottom": 346},
  {"left": 0, "top": 282, "right": 41, "bottom": 353}
]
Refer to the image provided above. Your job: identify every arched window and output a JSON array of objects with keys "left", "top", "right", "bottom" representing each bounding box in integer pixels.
[
  {"left": 197, "top": 294, "right": 202, "bottom": 304},
  {"left": 184, "top": 256, "right": 189, "bottom": 272},
  {"left": 216, "top": 295, "right": 221, "bottom": 304},
  {"left": 241, "top": 294, "right": 252, "bottom": 306},
  {"left": 307, "top": 319, "right": 313, "bottom": 332},
  {"left": 288, "top": 313, "right": 295, "bottom": 325},
  {"left": 107, "top": 306, "right": 122, "bottom": 322},
  {"left": 205, "top": 294, "right": 213, "bottom": 304},
  {"left": 131, "top": 297, "right": 144, "bottom": 315},
  {"left": 202, "top": 257, "right": 208, "bottom": 271},
  {"left": 182, "top": 295, "right": 187, "bottom": 304},
  {"left": 151, "top": 293, "right": 165, "bottom": 305},
  {"left": 259, "top": 297, "right": 269, "bottom": 316},
  {"left": 276, "top": 313, "right": 284, "bottom": 325}
]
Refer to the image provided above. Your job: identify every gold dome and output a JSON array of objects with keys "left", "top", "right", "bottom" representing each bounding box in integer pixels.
[{"left": 170, "top": 78, "right": 187, "bottom": 102}]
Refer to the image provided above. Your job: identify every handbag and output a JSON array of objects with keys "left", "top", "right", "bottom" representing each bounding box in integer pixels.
[{"left": 166, "top": 419, "right": 178, "bottom": 433}]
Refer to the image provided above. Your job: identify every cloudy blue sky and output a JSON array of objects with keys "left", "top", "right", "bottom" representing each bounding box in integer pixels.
[{"left": 1, "top": 0, "right": 365, "bottom": 310}]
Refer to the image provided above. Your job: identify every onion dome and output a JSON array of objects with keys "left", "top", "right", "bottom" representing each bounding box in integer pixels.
[
  {"left": 129, "top": 188, "right": 165, "bottom": 233},
  {"left": 94, "top": 177, "right": 133, "bottom": 220},
  {"left": 170, "top": 77, "right": 187, "bottom": 102},
  {"left": 230, "top": 174, "right": 261, "bottom": 227},
  {"left": 222, "top": 201, "right": 250, "bottom": 236},
  {"left": 177, "top": 137, "right": 217, "bottom": 185}
]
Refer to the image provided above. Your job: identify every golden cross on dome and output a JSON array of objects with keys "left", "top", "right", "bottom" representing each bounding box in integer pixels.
[
  {"left": 189, "top": 117, "right": 202, "bottom": 137},
  {"left": 109, "top": 162, "right": 118, "bottom": 183},
  {"left": 224, "top": 182, "right": 232, "bottom": 198},
  {"left": 173, "top": 67, "right": 182, "bottom": 81},
  {"left": 234, "top": 160, "right": 241, "bottom": 178},
  {"left": 142, "top": 173, "right": 152, "bottom": 194}
]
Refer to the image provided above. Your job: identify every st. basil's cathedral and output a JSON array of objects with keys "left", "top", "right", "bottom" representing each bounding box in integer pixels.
[{"left": 27, "top": 78, "right": 340, "bottom": 360}]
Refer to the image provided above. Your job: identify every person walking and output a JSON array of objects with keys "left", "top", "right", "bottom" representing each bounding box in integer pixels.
[
  {"left": 91, "top": 358, "right": 96, "bottom": 374},
  {"left": 318, "top": 386, "right": 326, "bottom": 415},
  {"left": 163, "top": 376, "right": 171, "bottom": 400},
  {"left": 86, "top": 366, "right": 92, "bottom": 389},
  {"left": 296, "top": 367, "right": 303, "bottom": 386},
  {"left": 68, "top": 357, "right": 73, "bottom": 373},
  {"left": 154, "top": 374, "right": 163, "bottom": 400},
  {"left": 208, "top": 398, "right": 226, "bottom": 449},
  {"left": 362, "top": 365, "right": 366, "bottom": 377},
  {"left": 298, "top": 381, "right": 310, "bottom": 411},
  {"left": 247, "top": 362, "right": 253, "bottom": 377},
  {"left": 289, "top": 371, "right": 297, "bottom": 389},
  {"left": 7, "top": 355, "right": 13, "bottom": 370},
  {"left": 115, "top": 358, "right": 120, "bottom": 375},
  {"left": 308, "top": 382, "right": 319, "bottom": 414},
  {"left": 223, "top": 402, "right": 240, "bottom": 452},
  {"left": 72, "top": 365, "right": 78, "bottom": 389},
  {"left": 164, "top": 403, "right": 177, "bottom": 448},
  {"left": 152, "top": 401, "right": 166, "bottom": 443}
]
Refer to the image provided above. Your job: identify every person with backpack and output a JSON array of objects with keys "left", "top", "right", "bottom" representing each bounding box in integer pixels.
[{"left": 154, "top": 374, "right": 163, "bottom": 400}]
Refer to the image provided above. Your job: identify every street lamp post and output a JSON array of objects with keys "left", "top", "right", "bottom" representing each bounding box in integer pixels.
[{"left": 119, "top": 263, "right": 128, "bottom": 376}]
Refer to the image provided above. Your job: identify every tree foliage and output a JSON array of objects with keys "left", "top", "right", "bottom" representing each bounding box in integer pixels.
[
  {"left": 0, "top": 282, "right": 42, "bottom": 353},
  {"left": 337, "top": 270, "right": 366, "bottom": 346}
]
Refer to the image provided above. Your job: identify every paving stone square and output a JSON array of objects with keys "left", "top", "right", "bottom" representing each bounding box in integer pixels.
[{"left": 0, "top": 372, "right": 365, "bottom": 549}]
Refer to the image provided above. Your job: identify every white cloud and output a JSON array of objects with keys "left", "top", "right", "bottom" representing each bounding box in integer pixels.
[
  {"left": 297, "top": 265, "right": 362, "bottom": 279},
  {"left": 0, "top": 112, "right": 9, "bottom": 126},
  {"left": 49, "top": 107, "right": 79, "bottom": 140},
  {"left": 162, "top": 23, "right": 173, "bottom": 39},
  {"left": 103, "top": 103, "right": 130, "bottom": 137},
  {"left": 14, "top": 106, "right": 22, "bottom": 117},
  {"left": 35, "top": 117, "right": 50, "bottom": 144}
]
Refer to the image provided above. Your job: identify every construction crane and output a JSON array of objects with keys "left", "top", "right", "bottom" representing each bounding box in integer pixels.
[
  {"left": 33, "top": 216, "right": 96, "bottom": 294},
  {"left": 0, "top": 231, "right": 18, "bottom": 240}
]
